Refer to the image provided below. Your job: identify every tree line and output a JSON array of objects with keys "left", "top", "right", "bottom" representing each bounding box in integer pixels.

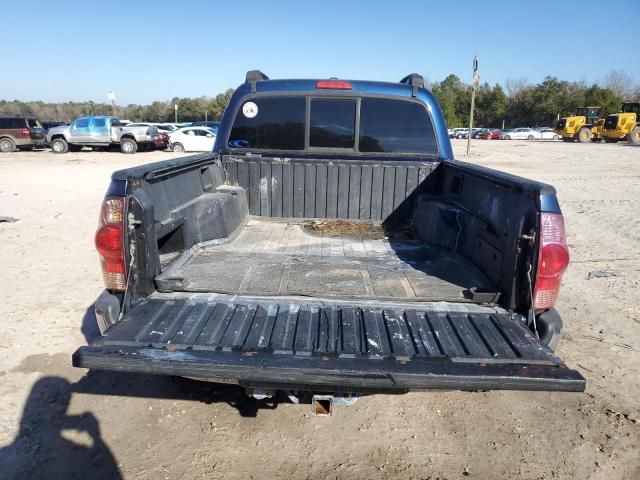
[
  {"left": 0, "top": 89, "right": 234, "bottom": 123},
  {"left": 431, "top": 70, "right": 638, "bottom": 128},
  {"left": 0, "top": 70, "right": 637, "bottom": 128}
]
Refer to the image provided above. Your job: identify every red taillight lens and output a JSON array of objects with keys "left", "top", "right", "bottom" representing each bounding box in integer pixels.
[
  {"left": 96, "top": 225, "right": 123, "bottom": 259},
  {"left": 316, "top": 80, "right": 352, "bottom": 90},
  {"left": 533, "top": 213, "right": 569, "bottom": 310},
  {"left": 95, "top": 197, "right": 126, "bottom": 290},
  {"left": 22, "top": 128, "right": 30, "bottom": 137}
]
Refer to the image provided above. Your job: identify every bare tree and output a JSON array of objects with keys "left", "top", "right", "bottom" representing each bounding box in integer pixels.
[
  {"left": 602, "top": 70, "right": 635, "bottom": 99},
  {"left": 505, "top": 77, "right": 531, "bottom": 97}
]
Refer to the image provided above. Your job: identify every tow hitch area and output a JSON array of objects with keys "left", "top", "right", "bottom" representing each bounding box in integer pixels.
[
  {"left": 247, "top": 389, "right": 360, "bottom": 416},
  {"left": 313, "top": 396, "right": 332, "bottom": 416},
  {"left": 312, "top": 395, "right": 360, "bottom": 416}
]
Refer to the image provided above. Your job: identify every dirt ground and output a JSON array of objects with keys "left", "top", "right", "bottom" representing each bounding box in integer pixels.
[{"left": 0, "top": 140, "right": 638, "bottom": 479}]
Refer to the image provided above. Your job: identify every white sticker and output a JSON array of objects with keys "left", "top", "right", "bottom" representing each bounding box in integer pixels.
[{"left": 242, "top": 101, "right": 258, "bottom": 118}]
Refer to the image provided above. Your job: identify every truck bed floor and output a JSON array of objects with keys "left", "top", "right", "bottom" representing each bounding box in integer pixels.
[{"left": 156, "top": 218, "right": 497, "bottom": 302}]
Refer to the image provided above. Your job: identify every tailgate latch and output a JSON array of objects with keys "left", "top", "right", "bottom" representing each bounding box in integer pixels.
[{"left": 127, "top": 212, "right": 142, "bottom": 230}]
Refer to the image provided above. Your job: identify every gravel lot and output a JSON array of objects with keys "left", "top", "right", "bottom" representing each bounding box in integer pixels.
[{"left": 0, "top": 140, "right": 638, "bottom": 479}]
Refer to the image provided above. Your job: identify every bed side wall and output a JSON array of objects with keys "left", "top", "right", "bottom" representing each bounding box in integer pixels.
[
  {"left": 126, "top": 158, "right": 249, "bottom": 297},
  {"left": 412, "top": 161, "right": 542, "bottom": 309}
]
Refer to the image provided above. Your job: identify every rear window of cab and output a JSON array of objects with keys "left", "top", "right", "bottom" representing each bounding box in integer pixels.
[{"left": 228, "top": 96, "right": 437, "bottom": 154}]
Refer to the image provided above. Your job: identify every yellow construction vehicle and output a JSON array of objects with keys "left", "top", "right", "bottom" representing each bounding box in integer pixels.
[
  {"left": 555, "top": 107, "right": 604, "bottom": 143},
  {"left": 603, "top": 101, "right": 640, "bottom": 144}
]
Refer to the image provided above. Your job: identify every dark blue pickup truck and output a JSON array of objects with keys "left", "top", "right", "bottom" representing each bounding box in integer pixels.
[{"left": 73, "top": 71, "right": 583, "bottom": 409}]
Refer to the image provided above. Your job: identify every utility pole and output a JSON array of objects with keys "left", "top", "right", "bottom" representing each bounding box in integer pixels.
[
  {"left": 107, "top": 91, "right": 116, "bottom": 117},
  {"left": 205, "top": 110, "right": 208, "bottom": 122},
  {"left": 174, "top": 104, "right": 178, "bottom": 123},
  {"left": 466, "top": 56, "right": 479, "bottom": 156}
]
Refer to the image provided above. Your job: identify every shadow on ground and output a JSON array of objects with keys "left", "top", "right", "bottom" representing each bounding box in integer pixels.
[
  {"left": 73, "top": 370, "right": 279, "bottom": 417},
  {"left": 0, "top": 372, "right": 281, "bottom": 478},
  {"left": 0, "top": 377, "right": 122, "bottom": 480}
]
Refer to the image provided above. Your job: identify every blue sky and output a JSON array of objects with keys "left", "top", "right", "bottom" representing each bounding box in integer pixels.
[{"left": 3, "top": 0, "right": 638, "bottom": 104}]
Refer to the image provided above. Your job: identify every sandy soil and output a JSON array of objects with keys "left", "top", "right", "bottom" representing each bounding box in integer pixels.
[{"left": 0, "top": 141, "right": 638, "bottom": 479}]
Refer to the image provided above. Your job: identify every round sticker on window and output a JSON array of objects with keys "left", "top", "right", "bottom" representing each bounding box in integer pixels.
[{"left": 242, "top": 101, "right": 258, "bottom": 118}]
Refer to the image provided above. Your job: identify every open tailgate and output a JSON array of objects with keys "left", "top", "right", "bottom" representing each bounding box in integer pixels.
[{"left": 73, "top": 294, "right": 585, "bottom": 392}]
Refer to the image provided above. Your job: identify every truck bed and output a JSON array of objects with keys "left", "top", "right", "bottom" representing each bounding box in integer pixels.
[
  {"left": 156, "top": 218, "right": 497, "bottom": 302},
  {"left": 78, "top": 154, "right": 585, "bottom": 393}
]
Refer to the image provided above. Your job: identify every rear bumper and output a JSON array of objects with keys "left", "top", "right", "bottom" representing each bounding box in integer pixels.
[{"left": 73, "top": 345, "right": 585, "bottom": 392}]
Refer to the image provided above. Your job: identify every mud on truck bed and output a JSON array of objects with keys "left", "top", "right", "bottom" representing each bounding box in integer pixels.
[{"left": 74, "top": 71, "right": 584, "bottom": 399}]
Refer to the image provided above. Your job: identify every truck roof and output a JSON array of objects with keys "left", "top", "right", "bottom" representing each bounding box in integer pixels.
[
  {"left": 212, "top": 70, "right": 453, "bottom": 160},
  {"left": 240, "top": 78, "right": 419, "bottom": 96},
  {"left": 235, "top": 70, "right": 431, "bottom": 100}
]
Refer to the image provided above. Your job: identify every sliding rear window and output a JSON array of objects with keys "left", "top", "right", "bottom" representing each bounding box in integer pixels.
[
  {"left": 228, "top": 95, "right": 437, "bottom": 154},
  {"left": 310, "top": 99, "right": 356, "bottom": 148}
]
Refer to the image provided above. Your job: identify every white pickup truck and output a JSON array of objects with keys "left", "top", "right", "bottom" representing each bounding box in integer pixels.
[{"left": 46, "top": 116, "right": 159, "bottom": 154}]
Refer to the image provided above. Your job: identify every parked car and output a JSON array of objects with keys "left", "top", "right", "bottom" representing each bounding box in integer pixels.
[
  {"left": 74, "top": 71, "right": 584, "bottom": 410},
  {"left": 472, "top": 128, "right": 486, "bottom": 139},
  {"left": 456, "top": 128, "right": 483, "bottom": 139},
  {"left": 127, "top": 123, "right": 176, "bottom": 135},
  {"left": 498, "top": 129, "right": 512, "bottom": 139},
  {"left": 46, "top": 116, "right": 159, "bottom": 154},
  {"left": 169, "top": 126, "right": 216, "bottom": 152},
  {"left": 156, "top": 124, "right": 178, "bottom": 133},
  {"left": 0, "top": 115, "right": 46, "bottom": 152},
  {"left": 451, "top": 128, "right": 467, "bottom": 139},
  {"left": 478, "top": 128, "right": 501, "bottom": 140},
  {"left": 460, "top": 128, "right": 480, "bottom": 139},
  {"left": 191, "top": 121, "right": 220, "bottom": 134},
  {"left": 499, "top": 128, "right": 541, "bottom": 140},
  {"left": 472, "top": 128, "right": 498, "bottom": 139},
  {"left": 155, "top": 131, "right": 170, "bottom": 150},
  {"left": 538, "top": 128, "right": 560, "bottom": 140}
]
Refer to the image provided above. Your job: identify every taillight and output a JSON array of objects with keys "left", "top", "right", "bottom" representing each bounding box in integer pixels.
[
  {"left": 22, "top": 128, "right": 30, "bottom": 137},
  {"left": 316, "top": 80, "right": 352, "bottom": 90},
  {"left": 533, "top": 213, "right": 570, "bottom": 310},
  {"left": 95, "top": 197, "right": 126, "bottom": 290}
]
